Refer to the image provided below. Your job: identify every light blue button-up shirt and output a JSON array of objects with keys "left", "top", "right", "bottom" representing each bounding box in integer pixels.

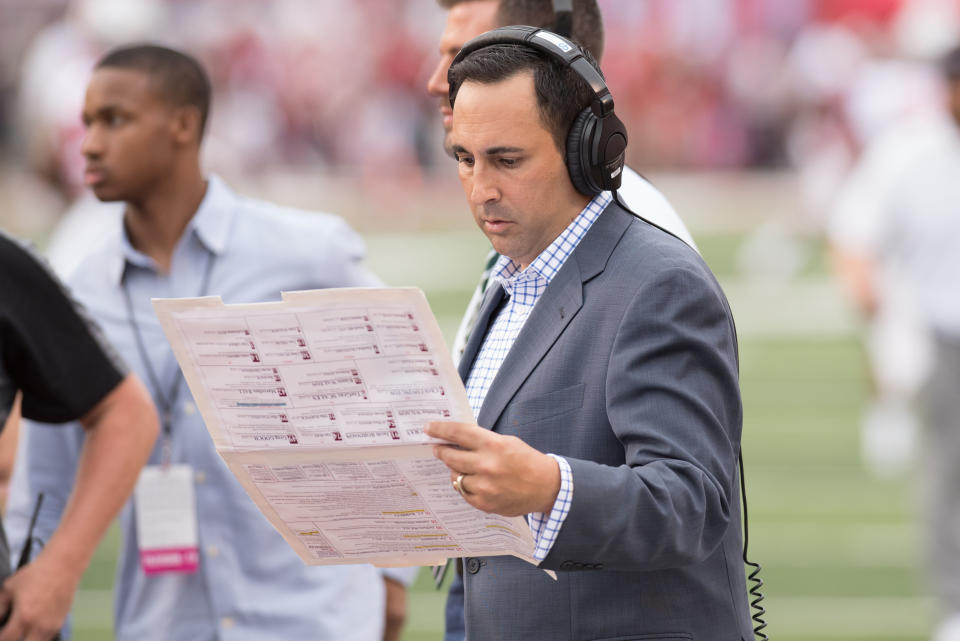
[{"left": 4, "top": 176, "right": 396, "bottom": 641}]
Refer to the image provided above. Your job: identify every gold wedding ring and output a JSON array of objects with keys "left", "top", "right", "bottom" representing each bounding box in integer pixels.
[{"left": 453, "top": 473, "right": 469, "bottom": 497}]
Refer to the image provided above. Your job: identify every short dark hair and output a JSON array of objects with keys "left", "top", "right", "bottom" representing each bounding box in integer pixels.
[
  {"left": 436, "top": 0, "right": 604, "bottom": 60},
  {"left": 448, "top": 42, "right": 599, "bottom": 152},
  {"left": 95, "top": 44, "right": 212, "bottom": 140}
]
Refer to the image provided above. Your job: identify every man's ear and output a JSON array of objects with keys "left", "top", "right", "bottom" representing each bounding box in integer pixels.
[{"left": 172, "top": 105, "right": 203, "bottom": 146}]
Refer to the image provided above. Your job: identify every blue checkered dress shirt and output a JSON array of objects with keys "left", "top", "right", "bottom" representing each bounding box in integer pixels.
[{"left": 464, "top": 191, "right": 611, "bottom": 561}]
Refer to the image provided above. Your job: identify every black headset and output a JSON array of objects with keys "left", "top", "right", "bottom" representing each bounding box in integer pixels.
[{"left": 448, "top": 25, "right": 627, "bottom": 197}]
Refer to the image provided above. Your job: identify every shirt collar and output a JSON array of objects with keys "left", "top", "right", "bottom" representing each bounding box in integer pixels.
[
  {"left": 492, "top": 190, "right": 611, "bottom": 291},
  {"left": 107, "top": 174, "right": 236, "bottom": 285}
]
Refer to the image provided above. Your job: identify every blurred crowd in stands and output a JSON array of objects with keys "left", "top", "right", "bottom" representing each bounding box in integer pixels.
[{"left": 0, "top": 0, "right": 956, "bottom": 206}]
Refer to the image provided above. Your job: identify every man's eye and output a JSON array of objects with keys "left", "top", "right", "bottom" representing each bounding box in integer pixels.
[
  {"left": 108, "top": 114, "right": 128, "bottom": 127},
  {"left": 499, "top": 158, "right": 518, "bottom": 167},
  {"left": 457, "top": 156, "right": 475, "bottom": 167}
]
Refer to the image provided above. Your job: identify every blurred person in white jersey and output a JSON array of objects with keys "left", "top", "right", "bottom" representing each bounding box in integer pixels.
[{"left": 829, "top": 43, "right": 960, "bottom": 641}]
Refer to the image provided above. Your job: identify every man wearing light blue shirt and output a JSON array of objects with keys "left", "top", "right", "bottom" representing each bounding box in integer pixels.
[{"left": 4, "top": 44, "right": 404, "bottom": 641}]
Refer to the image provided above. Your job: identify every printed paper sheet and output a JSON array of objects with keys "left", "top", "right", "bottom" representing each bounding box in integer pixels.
[{"left": 153, "top": 288, "right": 538, "bottom": 568}]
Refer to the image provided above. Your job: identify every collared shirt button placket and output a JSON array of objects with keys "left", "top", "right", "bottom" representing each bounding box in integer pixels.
[{"left": 464, "top": 192, "right": 611, "bottom": 563}]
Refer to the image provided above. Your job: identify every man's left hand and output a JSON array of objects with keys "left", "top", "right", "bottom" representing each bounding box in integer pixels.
[{"left": 425, "top": 421, "right": 560, "bottom": 516}]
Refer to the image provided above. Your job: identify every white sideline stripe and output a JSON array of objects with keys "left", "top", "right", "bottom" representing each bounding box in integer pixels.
[
  {"left": 751, "top": 522, "right": 920, "bottom": 567},
  {"left": 721, "top": 278, "right": 857, "bottom": 337},
  {"left": 366, "top": 228, "right": 858, "bottom": 339},
  {"left": 766, "top": 596, "right": 933, "bottom": 637}
]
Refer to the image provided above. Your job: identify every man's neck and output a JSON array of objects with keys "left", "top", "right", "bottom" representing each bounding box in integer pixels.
[
  {"left": 123, "top": 172, "right": 207, "bottom": 273},
  {"left": 516, "top": 194, "right": 593, "bottom": 271}
]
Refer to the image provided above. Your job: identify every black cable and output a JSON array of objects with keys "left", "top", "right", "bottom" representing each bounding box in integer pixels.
[
  {"left": 612, "top": 189, "right": 687, "bottom": 247},
  {"left": 739, "top": 450, "right": 768, "bottom": 640}
]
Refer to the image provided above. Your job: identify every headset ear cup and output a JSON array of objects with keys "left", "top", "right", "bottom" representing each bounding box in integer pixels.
[{"left": 566, "top": 107, "right": 600, "bottom": 196}]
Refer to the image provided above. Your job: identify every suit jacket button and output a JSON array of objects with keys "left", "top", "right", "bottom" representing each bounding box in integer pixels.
[
  {"left": 466, "top": 558, "right": 481, "bottom": 574},
  {"left": 594, "top": 563, "right": 603, "bottom": 570},
  {"left": 559, "top": 560, "right": 574, "bottom": 570}
]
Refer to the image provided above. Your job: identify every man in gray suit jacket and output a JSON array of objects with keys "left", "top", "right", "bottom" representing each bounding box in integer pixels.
[{"left": 425, "top": 28, "right": 752, "bottom": 641}]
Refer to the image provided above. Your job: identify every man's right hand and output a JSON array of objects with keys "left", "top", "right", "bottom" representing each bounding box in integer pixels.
[
  {"left": 425, "top": 421, "right": 561, "bottom": 516},
  {"left": 0, "top": 550, "right": 76, "bottom": 641},
  {"left": 0, "top": 374, "right": 157, "bottom": 641}
]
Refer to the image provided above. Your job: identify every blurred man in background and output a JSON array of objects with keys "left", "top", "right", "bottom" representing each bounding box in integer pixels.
[
  {"left": 426, "top": 0, "right": 695, "bottom": 253},
  {"left": 425, "top": 2, "right": 696, "bottom": 639},
  {"left": 829, "top": 44, "right": 960, "bottom": 641},
  {"left": 0, "top": 231, "right": 157, "bottom": 640},
  {"left": 4, "top": 44, "right": 408, "bottom": 641},
  {"left": 427, "top": 0, "right": 697, "bottom": 361}
]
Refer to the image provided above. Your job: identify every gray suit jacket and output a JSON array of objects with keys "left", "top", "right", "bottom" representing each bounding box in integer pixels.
[{"left": 458, "top": 201, "right": 751, "bottom": 641}]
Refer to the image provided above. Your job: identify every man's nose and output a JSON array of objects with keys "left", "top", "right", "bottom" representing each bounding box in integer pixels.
[
  {"left": 426, "top": 55, "right": 451, "bottom": 98},
  {"left": 80, "top": 126, "right": 103, "bottom": 157},
  {"left": 469, "top": 168, "right": 499, "bottom": 205}
]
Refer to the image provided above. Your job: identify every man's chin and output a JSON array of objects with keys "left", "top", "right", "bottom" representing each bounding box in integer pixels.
[{"left": 89, "top": 184, "right": 124, "bottom": 202}]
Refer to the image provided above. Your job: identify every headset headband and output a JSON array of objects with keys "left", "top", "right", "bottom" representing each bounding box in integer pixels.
[{"left": 447, "top": 25, "right": 614, "bottom": 118}]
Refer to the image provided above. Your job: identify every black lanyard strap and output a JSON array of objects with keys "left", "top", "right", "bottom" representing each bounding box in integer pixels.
[{"left": 121, "top": 248, "right": 216, "bottom": 440}]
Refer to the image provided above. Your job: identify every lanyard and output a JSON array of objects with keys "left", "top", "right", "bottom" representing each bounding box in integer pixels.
[{"left": 121, "top": 249, "right": 216, "bottom": 464}]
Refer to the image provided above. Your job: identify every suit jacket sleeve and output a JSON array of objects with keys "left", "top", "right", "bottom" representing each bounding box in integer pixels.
[{"left": 541, "top": 263, "right": 742, "bottom": 572}]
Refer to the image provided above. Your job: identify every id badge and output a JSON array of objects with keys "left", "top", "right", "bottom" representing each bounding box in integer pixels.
[{"left": 134, "top": 464, "right": 200, "bottom": 575}]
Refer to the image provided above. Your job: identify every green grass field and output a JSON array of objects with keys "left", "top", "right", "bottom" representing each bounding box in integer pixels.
[{"left": 68, "top": 229, "right": 931, "bottom": 641}]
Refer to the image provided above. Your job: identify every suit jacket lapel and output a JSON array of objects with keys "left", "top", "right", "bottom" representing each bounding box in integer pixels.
[
  {"left": 458, "top": 284, "right": 505, "bottom": 381},
  {"left": 474, "top": 203, "right": 634, "bottom": 431},
  {"left": 476, "top": 259, "right": 583, "bottom": 430}
]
